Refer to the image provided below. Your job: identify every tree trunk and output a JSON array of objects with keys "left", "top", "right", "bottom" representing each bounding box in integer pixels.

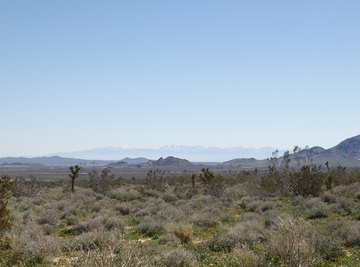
[{"left": 71, "top": 178, "right": 75, "bottom": 192}]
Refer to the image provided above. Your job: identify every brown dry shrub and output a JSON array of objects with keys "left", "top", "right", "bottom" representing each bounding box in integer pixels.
[{"left": 266, "top": 216, "right": 319, "bottom": 267}]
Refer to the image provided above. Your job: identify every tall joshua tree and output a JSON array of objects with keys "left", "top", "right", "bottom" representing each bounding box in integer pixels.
[{"left": 69, "top": 165, "right": 81, "bottom": 193}]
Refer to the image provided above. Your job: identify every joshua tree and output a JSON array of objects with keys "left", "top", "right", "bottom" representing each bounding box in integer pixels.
[
  {"left": 200, "top": 168, "right": 215, "bottom": 184},
  {"left": 69, "top": 165, "right": 81, "bottom": 193},
  {"left": 325, "top": 161, "right": 333, "bottom": 190},
  {"left": 191, "top": 173, "right": 196, "bottom": 188}
]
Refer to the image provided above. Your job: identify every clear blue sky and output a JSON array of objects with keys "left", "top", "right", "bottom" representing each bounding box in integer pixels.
[{"left": 1, "top": 1, "right": 359, "bottom": 157}]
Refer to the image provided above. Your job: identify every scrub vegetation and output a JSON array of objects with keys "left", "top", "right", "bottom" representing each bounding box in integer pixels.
[{"left": 1, "top": 153, "right": 360, "bottom": 266}]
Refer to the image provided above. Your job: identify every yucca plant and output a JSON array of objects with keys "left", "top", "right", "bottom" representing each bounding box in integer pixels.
[
  {"left": 69, "top": 165, "right": 81, "bottom": 192},
  {"left": 173, "top": 224, "right": 192, "bottom": 244}
]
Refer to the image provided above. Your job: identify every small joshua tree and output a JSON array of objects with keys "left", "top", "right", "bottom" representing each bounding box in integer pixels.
[
  {"left": 325, "top": 161, "right": 332, "bottom": 190},
  {"left": 69, "top": 165, "right": 81, "bottom": 193},
  {"left": 200, "top": 168, "right": 214, "bottom": 185},
  {"left": 191, "top": 174, "right": 196, "bottom": 188}
]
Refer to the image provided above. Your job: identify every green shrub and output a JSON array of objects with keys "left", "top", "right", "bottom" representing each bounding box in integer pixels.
[
  {"left": 226, "top": 247, "right": 265, "bottom": 267},
  {"left": 89, "top": 168, "right": 115, "bottom": 195},
  {"left": 22, "top": 253, "right": 46, "bottom": 266},
  {"left": 290, "top": 165, "right": 325, "bottom": 197},
  {"left": 157, "top": 248, "right": 197, "bottom": 267},
  {"left": 0, "top": 175, "right": 13, "bottom": 250},
  {"left": 136, "top": 219, "right": 163, "bottom": 237}
]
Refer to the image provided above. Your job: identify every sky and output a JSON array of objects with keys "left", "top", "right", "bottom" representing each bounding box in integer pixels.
[{"left": 1, "top": 1, "right": 360, "bottom": 157}]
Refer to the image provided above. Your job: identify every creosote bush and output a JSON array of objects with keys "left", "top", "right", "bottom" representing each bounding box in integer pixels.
[
  {"left": 267, "top": 216, "right": 319, "bottom": 267},
  {"left": 89, "top": 168, "right": 115, "bottom": 195},
  {"left": 12, "top": 175, "right": 40, "bottom": 198},
  {"left": 0, "top": 175, "right": 13, "bottom": 250},
  {"left": 261, "top": 149, "right": 326, "bottom": 197}
]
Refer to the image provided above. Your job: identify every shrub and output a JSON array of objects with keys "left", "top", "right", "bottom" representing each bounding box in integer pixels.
[
  {"left": 238, "top": 196, "right": 252, "bottom": 209},
  {"left": 0, "top": 175, "right": 13, "bottom": 249},
  {"left": 156, "top": 204, "right": 185, "bottom": 223},
  {"left": 305, "top": 198, "right": 327, "bottom": 219},
  {"left": 329, "top": 221, "right": 360, "bottom": 247},
  {"left": 226, "top": 247, "right": 264, "bottom": 267},
  {"left": 11, "top": 221, "right": 62, "bottom": 258},
  {"left": 37, "top": 208, "right": 59, "bottom": 225},
  {"left": 345, "top": 222, "right": 360, "bottom": 247},
  {"left": 222, "top": 184, "right": 247, "bottom": 200},
  {"left": 22, "top": 253, "right": 46, "bottom": 266},
  {"left": 64, "top": 214, "right": 80, "bottom": 226},
  {"left": 162, "top": 192, "right": 177, "bottom": 202},
  {"left": 136, "top": 219, "right": 163, "bottom": 237},
  {"left": 199, "top": 168, "right": 224, "bottom": 198},
  {"left": 157, "top": 248, "right": 197, "bottom": 267},
  {"left": 145, "top": 169, "right": 167, "bottom": 192},
  {"left": 247, "top": 200, "right": 276, "bottom": 213},
  {"left": 263, "top": 210, "right": 278, "bottom": 229},
  {"left": 89, "top": 168, "right": 115, "bottom": 195},
  {"left": 67, "top": 232, "right": 149, "bottom": 266},
  {"left": 56, "top": 200, "right": 66, "bottom": 211},
  {"left": 192, "top": 212, "right": 218, "bottom": 228},
  {"left": 103, "top": 216, "right": 125, "bottom": 232},
  {"left": 12, "top": 176, "right": 41, "bottom": 198},
  {"left": 339, "top": 197, "right": 353, "bottom": 214},
  {"left": 322, "top": 192, "right": 337, "bottom": 204},
  {"left": 108, "top": 187, "right": 141, "bottom": 201},
  {"left": 313, "top": 228, "right": 345, "bottom": 261},
  {"left": 247, "top": 200, "right": 263, "bottom": 212},
  {"left": 355, "top": 191, "right": 360, "bottom": 201},
  {"left": 42, "top": 224, "right": 55, "bottom": 235},
  {"left": 207, "top": 232, "right": 238, "bottom": 253},
  {"left": 115, "top": 203, "right": 131, "bottom": 215},
  {"left": 83, "top": 217, "right": 104, "bottom": 232},
  {"left": 308, "top": 205, "right": 327, "bottom": 219},
  {"left": 220, "top": 212, "right": 235, "bottom": 223},
  {"left": 0, "top": 175, "right": 21, "bottom": 266},
  {"left": 259, "top": 201, "right": 276, "bottom": 212},
  {"left": 290, "top": 165, "right": 325, "bottom": 197},
  {"left": 63, "top": 231, "right": 109, "bottom": 252},
  {"left": 91, "top": 202, "right": 102, "bottom": 213},
  {"left": 228, "top": 220, "right": 265, "bottom": 245},
  {"left": 173, "top": 224, "right": 192, "bottom": 244},
  {"left": 242, "top": 212, "right": 261, "bottom": 222},
  {"left": 260, "top": 170, "right": 284, "bottom": 196},
  {"left": 266, "top": 216, "right": 319, "bottom": 266},
  {"left": 207, "top": 220, "right": 265, "bottom": 253}
]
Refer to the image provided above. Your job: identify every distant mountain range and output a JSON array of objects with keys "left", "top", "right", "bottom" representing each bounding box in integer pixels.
[
  {"left": 108, "top": 156, "right": 200, "bottom": 171},
  {"left": 1, "top": 135, "right": 360, "bottom": 168},
  {"left": 0, "top": 156, "right": 113, "bottom": 167},
  {"left": 49, "top": 145, "right": 279, "bottom": 162},
  {"left": 0, "top": 156, "right": 150, "bottom": 167}
]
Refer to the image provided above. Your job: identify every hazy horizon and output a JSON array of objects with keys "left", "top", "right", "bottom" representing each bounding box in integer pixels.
[
  {"left": 0, "top": 134, "right": 353, "bottom": 161},
  {"left": 1, "top": 1, "right": 359, "bottom": 157}
]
